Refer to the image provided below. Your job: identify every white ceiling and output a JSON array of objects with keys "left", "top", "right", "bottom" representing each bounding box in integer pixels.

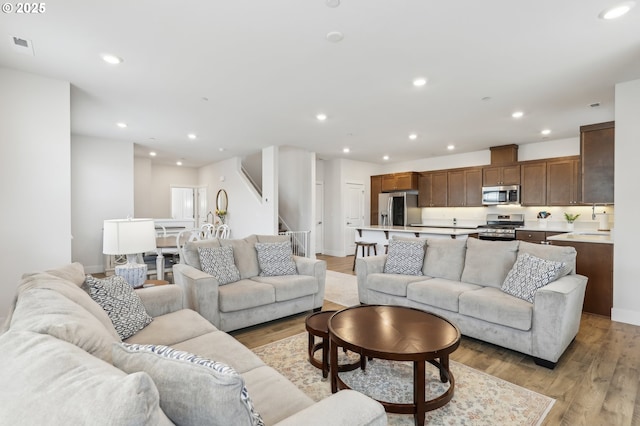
[{"left": 1, "top": 1, "right": 639, "bottom": 167}]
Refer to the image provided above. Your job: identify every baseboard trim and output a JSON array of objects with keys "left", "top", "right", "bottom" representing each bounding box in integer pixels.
[{"left": 611, "top": 307, "right": 640, "bottom": 326}]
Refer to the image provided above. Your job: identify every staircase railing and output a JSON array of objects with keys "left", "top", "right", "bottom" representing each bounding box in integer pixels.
[{"left": 279, "top": 230, "right": 311, "bottom": 258}]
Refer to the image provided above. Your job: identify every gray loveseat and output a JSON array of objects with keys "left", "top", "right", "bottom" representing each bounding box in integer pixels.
[
  {"left": 357, "top": 237, "right": 588, "bottom": 368},
  {"left": 0, "top": 263, "right": 386, "bottom": 425},
  {"left": 173, "top": 234, "right": 326, "bottom": 332}
]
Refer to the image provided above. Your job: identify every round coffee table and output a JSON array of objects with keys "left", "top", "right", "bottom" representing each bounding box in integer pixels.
[
  {"left": 328, "top": 305, "right": 461, "bottom": 426},
  {"left": 305, "top": 310, "right": 362, "bottom": 378}
]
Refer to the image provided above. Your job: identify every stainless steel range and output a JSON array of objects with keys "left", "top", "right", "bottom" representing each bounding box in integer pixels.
[{"left": 476, "top": 213, "right": 525, "bottom": 241}]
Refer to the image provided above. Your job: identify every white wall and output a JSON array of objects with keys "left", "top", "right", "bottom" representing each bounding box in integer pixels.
[
  {"left": 0, "top": 68, "right": 71, "bottom": 321},
  {"left": 134, "top": 157, "right": 153, "bottom": 218},
  {"left": 279, "top": 147, "right": 314, "bottom": 233},
  {"left": 135, "top": 163, "right": 198, "bottom": 218},
  {"left": 71, "top": 136, "right": 134, "bottom": 273},
  {"left": 612, "top": 78, "right": 640, "bottom": 325}
]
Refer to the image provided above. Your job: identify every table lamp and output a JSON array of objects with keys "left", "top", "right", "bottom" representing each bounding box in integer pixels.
[{"left": 103, "top": 218, "right": 157, "bottom": 288}]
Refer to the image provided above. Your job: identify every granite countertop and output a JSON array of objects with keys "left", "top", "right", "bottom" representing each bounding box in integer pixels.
[{"left": 546, "top": 231, "right": 613, "bottom": 244}]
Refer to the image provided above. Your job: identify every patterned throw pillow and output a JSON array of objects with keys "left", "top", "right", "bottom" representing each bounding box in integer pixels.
[
  {"left": 113, "top": 343, "right": 264, "bottom": 426},
  {"left": 383, "top": 239, "right": 425, "bottom": 276},
  {"left": 501, "top": 253, "right": 564, "bottom": 303},
  {"left": 85, "top": 275, "right": 153, "bottom": 340},
  {"left": 198, "top": 246, "right": 241, "bottom": 285},
  {"left": 254, "top": 241, "right": 297, "bottom": 277}
]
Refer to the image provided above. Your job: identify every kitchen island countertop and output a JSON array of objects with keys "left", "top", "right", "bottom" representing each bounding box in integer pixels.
[{"left": 353, "top": 225, "right": 479, "bottom": 238}]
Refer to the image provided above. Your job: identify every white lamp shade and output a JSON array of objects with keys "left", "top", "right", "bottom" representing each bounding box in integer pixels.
[{"left": 103, "top": 218, "right": 157, "bottom": 255}]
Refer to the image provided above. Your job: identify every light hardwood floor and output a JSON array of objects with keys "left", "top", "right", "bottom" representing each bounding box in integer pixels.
[{"left": 232, "top": 254, "right": 640, "bottom": 425}]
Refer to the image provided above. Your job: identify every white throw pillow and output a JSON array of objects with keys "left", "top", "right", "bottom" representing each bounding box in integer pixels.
[
  {"left": 85, "top": 275, "right": 153, "bottom": 340},
  {"left": 383, "top": 239, "right": 425, "bottom": 276},
  {"left": 501, "top": 253, "right": 564, "bottom": 303},
  {"left": 254, "top": 241, "right": 297, "bottom": 277},
  {"left": 113, "top": 343, "right": 264, "bottom": 426},
  {"left": 198, "top": 246, "right": 241, "bottom": 285}
]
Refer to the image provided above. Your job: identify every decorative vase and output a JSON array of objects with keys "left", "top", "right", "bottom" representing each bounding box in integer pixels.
[
  {"left": 567, "top": 222, "right": 574, "bottom": 231},
  {"left": 538, "top": 218, "right": 547, "bottom": 229}
]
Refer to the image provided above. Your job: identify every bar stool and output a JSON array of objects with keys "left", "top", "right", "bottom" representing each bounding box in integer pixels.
[{"left": 352, "top": 241, "right": 377, "bottom": 271}]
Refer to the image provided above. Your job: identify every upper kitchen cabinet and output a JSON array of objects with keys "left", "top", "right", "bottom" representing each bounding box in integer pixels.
[
  {"left": 447, "top": 167, "right": 483, "bottom": 207},
  {"left": 520, "top": 161, "right": 547, "bottom": 206},
  {"left": 483, "top": 164, "right": 521, "bottom": 186},
  {"left": 581, "top": 121, "right": 614, "bottom": 204},
  {"left": 418, "top": 171, "right": 447, "bottom": 207},
  {"left": 370, "top": 175, "right": 382, "bottom": 225},
  {"left": 547, "top": 157, "right": 580, "bottom": 206},
  {"left": 381, "top": 172, "right": 418, "bottom": 192},
  {"left": 490, "top": 144, "right": 519, "bottom": 165}
]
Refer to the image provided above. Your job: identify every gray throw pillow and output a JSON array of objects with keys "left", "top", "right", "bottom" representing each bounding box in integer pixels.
[
  {"left": 501, "top": 253, "right": 564, "bottom": 303},
  {"left": 198, "top": 246, "right": 241, "bottom": 285},
  {"left": 383, "top": 239, "right": 425, "bottom": 276},
  {"left": 113, "top": 343, "right": 264, "bottom": 426},
  {"left": 85, "top": 275, "right": 153, "bottom": 340},
  {"left": 254, "top": 241, "right": 297, "bottom": 277}
]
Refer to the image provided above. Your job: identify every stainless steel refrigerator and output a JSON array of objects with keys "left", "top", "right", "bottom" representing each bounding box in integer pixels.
[{"left": 378, "top": 192, "right": 421, "bottom": 226}]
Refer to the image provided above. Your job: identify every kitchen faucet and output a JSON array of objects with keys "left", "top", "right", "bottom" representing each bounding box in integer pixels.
[{"left": 592, "top": 203, "right": 608, "bottom": 220}]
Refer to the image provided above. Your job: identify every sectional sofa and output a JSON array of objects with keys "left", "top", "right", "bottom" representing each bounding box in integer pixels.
[
  {"left": 0, "top": 262, "right": 386, "bottom": 425},
  {"left": 356, "top": 237, "right": 588, "bottom": 368}
]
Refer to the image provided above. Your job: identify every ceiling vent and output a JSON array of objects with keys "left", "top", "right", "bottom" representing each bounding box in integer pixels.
[{"left": 10, "top": 36, "right": 34, "bottom": 56}]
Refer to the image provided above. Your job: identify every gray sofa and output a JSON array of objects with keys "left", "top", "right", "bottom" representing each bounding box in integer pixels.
[
  {"left": 173, "top": 234, "right": 326, "bottom": 332},
  {"left": 0, "top": 262, "right": 386, "bottom": 425},
  {"left": 357, "top": 237, "right": 588, "bottom": 368}
]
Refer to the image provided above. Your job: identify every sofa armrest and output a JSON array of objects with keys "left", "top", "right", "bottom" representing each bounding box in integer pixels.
[
  {"left": 172, "top": 263, "right": 222, "bottom": 328},
  {"left": 274, "top": 390, "right": 387, "bottom": 426},
  {"left": 532, "top": 273, "right": 588, "bottom": 363},
  {"left": 356, "top": 255, "right": 387, "bottom": 304},
  {"left": 294, "top": 256, "right": 327, "bottom": 309},
  {"left": 135, "top": 285, "right": 184, "bottom": 317}
]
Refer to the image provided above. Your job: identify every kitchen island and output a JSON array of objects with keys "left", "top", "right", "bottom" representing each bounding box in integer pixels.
[{"left": 353, "top": 225, "right": 478, "bottom": 255}]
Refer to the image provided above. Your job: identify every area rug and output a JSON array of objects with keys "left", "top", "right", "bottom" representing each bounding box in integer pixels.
[
  {"left": 252, "top": 333, "right": 554, "bottom": 425},
  {"left": 324, "top": 270, "right": 360, "bottom": 307}
]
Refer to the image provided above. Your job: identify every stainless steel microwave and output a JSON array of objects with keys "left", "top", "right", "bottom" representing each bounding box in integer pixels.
[{"left": 482, "top": 185, "right": 520, "bottom": 205}]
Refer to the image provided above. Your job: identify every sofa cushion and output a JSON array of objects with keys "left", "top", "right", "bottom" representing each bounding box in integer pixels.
[
  {"left": 198, "top": 246, "right": 241, "bottom": 285},
  {"left": 124, "top": 309, "right": 218, "bottom": 346},
  {"left": 367, "top": 272, "right": 427, "bottom": 297},
  {"left": 0, "top": 330, "right": 170, "bottom": 425},
  {"left": 383, "top": 239, "right": 426, "bottom": 276},
  {"left": 86, "top": 275, "right": 153, "bottom": 340},
  {"left": 460, "top": 238, "right": 519, "bottom": 288},
  {"left": 251, "top": 274, "right": 318, "bottom": 302},
  {"left": 184, "top": 238, "right": 222, "bottom": 270},
  {"left": 10, "top": 288, "right": 121, "bottom": 363},
  {"left": 218, "top": 279, "right": 276, "bottom": 312},
  {"left": 407, "top": 278, "right": 482, "bottom": 312},
  {"left": 255, "top": 241, "right": 298, "bottom": 277},
  {"left": 422, "top": 238, "right": 467, "bottom": 280},
  {"left": 518, "top": 241, "right": 576, "bottom": 277},
  {"left": 501, "top": 253, "right": 564, "bottom": 303},
  {"left": 256, "top": 234, "right": 290, "bottom": 243},
  {"left": 113, "top": 343, "right": 264, "bottom": 426},
  {"left": 220, "top": 235, "right": 261, "bottom": 279},
  {"left": 459, "top": 287, "right": 533, "bottom": 331}
]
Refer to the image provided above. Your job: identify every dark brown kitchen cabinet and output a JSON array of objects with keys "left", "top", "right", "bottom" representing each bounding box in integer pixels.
[
  {"left": 483, "top": 164, "right": 521, "bottom": 186},
  {"left": 381, "top": 172, "right": 418, "bottom": 192},
  {"left": 552, "top": 240, "right": 613, "bottom": 317},
  {"left": 447, "top": 167, "right": 482, "bottom": 207},
  {"left": 516, "top": 230, "right": 563, "bottom": 244},
  {"left": 581, "top": 121, "right": 614, "bottom": 204},
  {"left": 370, "top": 175, "right": 382, "bottom": 225},
  {"left": 418, "top": 171, "right": 447, "bottom": 207},
  {"left": 547, "top": 157, "right": 580, "bottom": 206},
  {"left": 520, "top": 161, "right": 547, "bottom": 206}
]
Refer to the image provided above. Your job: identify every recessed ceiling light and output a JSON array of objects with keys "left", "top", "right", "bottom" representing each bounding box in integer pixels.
[
  {"left": 187, "top": 133, "right": 197, "bottom": 140},
  {"left": 343, "top": 148, "right": 350, "bottom": 153},
  {"left": 326, "top": 31, "right": 344, "bottom": 43},
  {"left": 511, "top": 111, "right": 524, "bottom": 119},
  {"left": 409, "top": 133, "right": 418, "bottom": 140},
  {"left": 413, "top": 78, "right": 427, "bottom": 87},
  {"left": 326, "top": 0, "right": 340, "bottom": 7},
  {"left": 316, "top": 113, "right": 327, "bottom": 121},
  {"left": 447, "top": 144, "right": 455, "bottom": 150},
  {"left": 116, "top": 122, "right": 127, "bottom": 128},
  {"left": 599, "top": 1, "right": 635, "bottom": 19},
  {"left": 101, "top": 54, "right": 123, "bottom": 65},
  {"left": 541, "top": 129, "right": 551, "bottom": 136},
  {"left": 149, "top": 152, "right": 156, "bottom": 157},
  {"left": 383, "top": 155, "right": 390, "bottom": 161},
  {"left": 176, "top": 161, "right": 183, "bottom": 166},
  {"left": 219, "top": 148, "right": 226, "bottom": 152}
]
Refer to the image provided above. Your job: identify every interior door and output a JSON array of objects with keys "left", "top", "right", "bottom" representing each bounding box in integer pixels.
[
  {"left": 197, "top": 187, "right": 208, "bottom": 227},
  {"left": 315, "top": 182, "right": 324, "bottom": 254},
  {"left": 344, "top": 182, "right": 365, "bottom": 256}
]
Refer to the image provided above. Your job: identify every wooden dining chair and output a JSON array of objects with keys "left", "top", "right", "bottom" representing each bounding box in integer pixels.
[{"left": 214, "top": 224, "right": 231, "bottom": 239}]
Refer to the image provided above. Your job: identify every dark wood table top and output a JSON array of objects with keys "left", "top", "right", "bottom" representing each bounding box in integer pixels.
[{"left": 328, "top": 305, "right": 460, "bottom": 361}]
